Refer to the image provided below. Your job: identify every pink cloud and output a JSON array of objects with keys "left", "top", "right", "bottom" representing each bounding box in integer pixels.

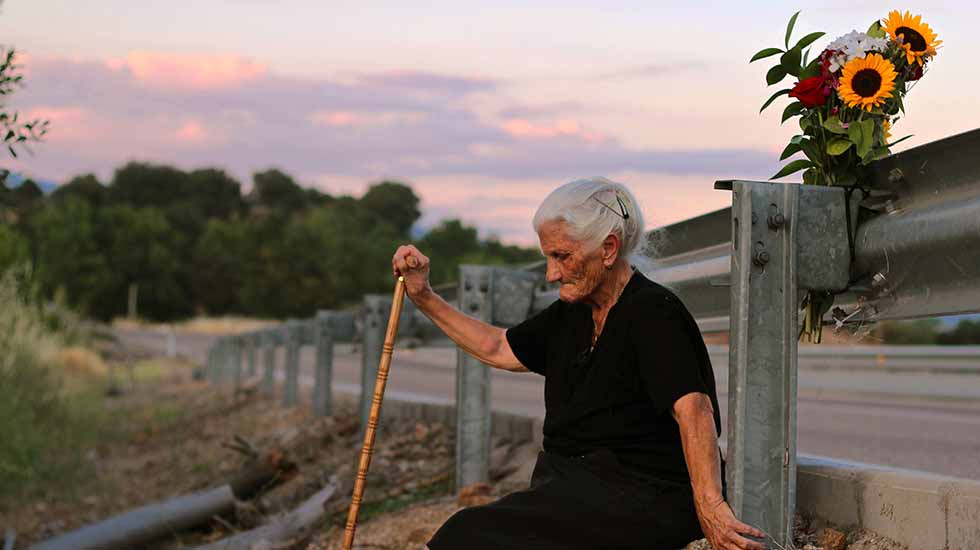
[
  {"left": 309, "top": 109, "right": 427, "bottom": 128},
  {"left": 174, "top": 120, "right": 210, "bottom": 144},
  {"left": 312, "top": 111, "right": 363, "bottom": 127},
  {"left": 502, "top": 118, "right": 605, "bottom": 143},
  {"left": 22, "top": 106, "right": 88, "bottom": 141},
  {"left": 105, "top": 51, "right": 267, "bottom": 90}
]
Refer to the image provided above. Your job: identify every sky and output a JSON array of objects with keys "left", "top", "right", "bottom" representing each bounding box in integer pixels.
[{"left": 2, "top": 1, "right": 977, "bottom": 244}]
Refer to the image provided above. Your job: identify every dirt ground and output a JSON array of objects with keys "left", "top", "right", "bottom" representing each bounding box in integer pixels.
[{"left": 3, "top": 343, "right": 908, "bottom": 550}]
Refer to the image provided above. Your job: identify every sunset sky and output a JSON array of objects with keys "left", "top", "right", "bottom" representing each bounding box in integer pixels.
[{"left": 2, "top": 1, "right": 976, "bottom": 244}]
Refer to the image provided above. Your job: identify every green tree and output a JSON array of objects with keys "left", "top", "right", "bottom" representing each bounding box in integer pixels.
[
  {"left": 251, "top": 168, "right": 308, "bottom": 215},
  {"left": 0, "top": 223, "right": 27, "bottom": 272},
  {"left": 30, "top": 198, "right": 113, "bottom": 318},
  {"left": 877, "top": 318, "right": 941, "bottom": 345},
  {"left": 193, "top": 218, "right": 250, "bottom": 315},
  {"left": 419, "top": 219, "right": 480, "bottom": 284},
  {"left": 108, "top": 161, "right": 189, "bottom": 208},
  {"left": 937, "top": 319, "right": 980, "bottom": 345},
  {"left": 1, "top": 47, "right": 48, "bottom": 158},
  {"left": 360, "top": 181, "right": 420, "bottom": 235},
  {"left": 186, "top": 168, "right": 244, "bottom": 219},
  {"left": 95, "top": 205, "right": 191, "bottom": 321},
  {"left": 51, "top": 173, "right": 106, "bottom": 206}
]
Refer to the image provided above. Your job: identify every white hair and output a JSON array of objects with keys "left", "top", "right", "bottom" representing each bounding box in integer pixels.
[{"left": 532, "top": 176, "right": 647, "bottom": 262}]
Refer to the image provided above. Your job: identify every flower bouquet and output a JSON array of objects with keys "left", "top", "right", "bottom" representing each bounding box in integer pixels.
[{"left": 751, "top": 10, "right": 940, "bottom": 343}]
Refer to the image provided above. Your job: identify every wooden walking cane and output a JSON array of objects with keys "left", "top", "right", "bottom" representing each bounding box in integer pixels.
[{"left": 341, "top": 256, "right": 418, "bottom": 550}]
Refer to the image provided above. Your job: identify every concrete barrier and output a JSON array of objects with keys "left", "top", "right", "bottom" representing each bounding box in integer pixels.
[{"left": 796, "top": 455, "right": 980, "bottom": 550}]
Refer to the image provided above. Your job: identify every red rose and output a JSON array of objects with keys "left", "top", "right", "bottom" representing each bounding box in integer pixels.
[{"left": 789, "top": 76, "right": 829, "bottom": 108}]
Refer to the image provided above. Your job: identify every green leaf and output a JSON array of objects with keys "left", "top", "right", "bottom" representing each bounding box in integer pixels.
[
  {"left": 780, "top": 142, "right": 802, "bottom": 160},
  {"left": 849, "top": 118, "right": 875, "bottom": 159},
  {"left": 770, "top": 158, "right": 814, "bottom": 180},
  {"left": 785, "top": 11, "right": 801, "bottom": 49},
  {"left": 865, "top": 146, "right": 892, "bottom": 163},
  {"left": 750, "top": 47, "right": 784, "bottom": 63},
  {"left": 794, "top": 31, "right": 825, "bottom": 51},
  {"left": 867, "top": 20, "right": 886, "bottom": 39},
  {"left": 760, "top": 89, "right": 791, "bottom": 113},
  {"left": 766, "top": 65, "right": 787, "bottom": 85},
  {"left": 800, "top": 117, "right": 812, "bottom": 131},
  {"left": 790, "top": 134, "right": 805, "bottom": 145},
  {"left": 799, "top": 137, "right": 822, "bottom": 165},
  {"left": 802, "top": 168, "right": 819, "bottom": 185},
  {"left": 887, "top": 134, "right": 914, "bottom": 148},
  {"left": 781, "top": 101, "right": 804, "bottom": 123},
  {"left": 822, "top": 116, "right": 848, "bottom": 134},
  {"left": 826, "top": 137, "right": 853, "bottom": 156},
  {"left": 780, "top": 48, "right": 802, "bottom": 77}
]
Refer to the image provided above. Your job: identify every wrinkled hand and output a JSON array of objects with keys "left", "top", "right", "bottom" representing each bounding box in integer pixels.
[
  {"left": 392, "top": 244, "right": 432, "bottom": 302},
  {"left": 696, "top": 497, "right": 766, "bottom": 550}
]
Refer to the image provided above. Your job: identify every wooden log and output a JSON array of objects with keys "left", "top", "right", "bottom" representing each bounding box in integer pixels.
[
  {"left": 31, "top": 486, "right": 237, "bottom": 550},
  {"left": 192, "top": 484, "right": 336, "bottom": 550},
  {"left": 31, "top": 453, "right": 294, "bottom": 550}
]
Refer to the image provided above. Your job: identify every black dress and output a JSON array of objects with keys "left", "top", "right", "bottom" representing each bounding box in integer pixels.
[{"left": 427, "top": 270, "right": 724, "bottom": 550}]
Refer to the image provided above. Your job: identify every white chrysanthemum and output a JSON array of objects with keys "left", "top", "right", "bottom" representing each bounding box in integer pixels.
[{"left": 825, "top": 31, "right": 890, "bottom": 72}]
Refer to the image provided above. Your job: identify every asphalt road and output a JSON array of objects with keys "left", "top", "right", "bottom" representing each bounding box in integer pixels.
[{"left": 116, "top": 328, "right": 980, "bottom": 480}]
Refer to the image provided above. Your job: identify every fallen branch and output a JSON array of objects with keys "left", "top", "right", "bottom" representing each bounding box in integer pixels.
[{"left": 193, "top": 484, "right": 337, "bottom": 550}]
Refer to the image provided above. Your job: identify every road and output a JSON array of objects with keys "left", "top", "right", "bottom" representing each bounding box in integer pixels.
[{"left": 116, "top": 328, "right": 980, "bottom": 480}]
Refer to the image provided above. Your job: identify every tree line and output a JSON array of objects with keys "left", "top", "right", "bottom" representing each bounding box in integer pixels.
[{"left": 0, "top": 163, "right": 540, "bottom": 322}]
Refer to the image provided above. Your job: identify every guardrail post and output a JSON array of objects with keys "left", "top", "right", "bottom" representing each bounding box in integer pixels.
[
  {"left": 214, "top": 338, "right": 228, "bottom": 385},
  {"left": 283, "top": 321, "right": 300, "bottom": 407},
  {"left": 261, "top": 330, "right": 276, "bottom": 396},
  {"left": 718, "top": 179, "right": 849, "bottom": 547},
  {"left": 455, "top": 265, "right": 494, "bottom": 490},
  {"left": 231, "top": 336, "right": 243, "bottom": 391},
  {"left": 206, "top": 344, "right": 217, "bottom": 384},
  {"left": 246, "top": 332, "right": 258, "bottom": 377},
  {"left": 313, "top": 311, "right": 334, "bottom": 417},
  {"left": 360, "top": 295, "right": 389, "bottom": 433}
]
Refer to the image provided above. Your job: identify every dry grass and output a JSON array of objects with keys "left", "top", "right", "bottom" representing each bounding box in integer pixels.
[{"left": 112, "top": 315, "right": 277, "bottom": 335}]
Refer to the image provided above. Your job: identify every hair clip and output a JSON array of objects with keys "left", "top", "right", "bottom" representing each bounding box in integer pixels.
[{"left": 594, "top": 194, "right": 630, "bottom": 220}]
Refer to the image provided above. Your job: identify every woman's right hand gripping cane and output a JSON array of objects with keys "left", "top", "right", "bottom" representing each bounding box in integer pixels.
[{"left": 392, "top": 245, "right": 431, "bottom": 303}]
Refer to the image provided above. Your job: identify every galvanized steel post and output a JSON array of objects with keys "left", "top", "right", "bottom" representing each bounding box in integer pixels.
[
  {"left": 261, "top": 330, "right": 276, "bottom": 395},
  {"left": 360, "top": 295, "right": 388, "bottom": 433},
  {"left": 283, "top": 320, "right": 300, "bottom": 407},
  {"left": 231, "top": 336, "right": 243, "bottom": 390},
  {"left": 455, "top": 265, "right": 494, "bottom": 490},
  {"left": 313, "top": 311, "right": 335, "bottom": 417},
  {"left": 717, "top": 179, "right": 849, "bottom": 547},
  {"left": 246, "top": 333, "right": 258, "bottom": 377}
]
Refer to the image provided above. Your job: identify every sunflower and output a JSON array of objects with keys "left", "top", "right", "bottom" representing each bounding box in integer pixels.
[
  {"left": 838, "top": 54, "right": 897, "bottom": 111},
  {"left": 882, "top": 119, "right": 892, "bottom": 142},
  {"left": 884, "top": 10, "right": 942, "bottom": 66}
]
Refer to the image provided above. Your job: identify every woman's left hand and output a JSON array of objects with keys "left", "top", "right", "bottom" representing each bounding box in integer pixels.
[{"left": 695, "top": 495, "right": 766, "bottom": 550}]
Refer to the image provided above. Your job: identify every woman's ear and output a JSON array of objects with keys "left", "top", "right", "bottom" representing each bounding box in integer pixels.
[{"left": 601, "top": 233, "right": 621, "bottom": 268}]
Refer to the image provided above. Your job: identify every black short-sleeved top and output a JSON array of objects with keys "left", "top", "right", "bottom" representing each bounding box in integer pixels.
[{"left": 505, "top": 269, "right": 723, "bottom": 485}]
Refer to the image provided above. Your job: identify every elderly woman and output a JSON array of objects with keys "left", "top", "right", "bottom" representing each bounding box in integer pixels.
[{"left": 392, "top": 177, "right": 764, "bottom": 550}]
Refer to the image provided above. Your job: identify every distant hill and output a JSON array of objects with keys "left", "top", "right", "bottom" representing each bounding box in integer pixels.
[{"left": 2, "top": 171, "right": 58, "bottom": 194}]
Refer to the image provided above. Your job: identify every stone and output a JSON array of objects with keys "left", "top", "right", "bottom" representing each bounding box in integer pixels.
[
  {"left": 818, "top": 527, "right": 847, "bottom": 550},
  {"left": 457, "top": 482, "right": 494, "bottom": 507}
]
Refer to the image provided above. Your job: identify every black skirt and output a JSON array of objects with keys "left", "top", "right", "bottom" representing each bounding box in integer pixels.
[{"left": 427, "top": 450, "right": 704, "bottom": 550}]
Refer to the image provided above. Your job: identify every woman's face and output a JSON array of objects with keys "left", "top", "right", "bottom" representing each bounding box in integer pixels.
[{"left": 537, "top": 220, "right": 604, "bottom": 303}]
